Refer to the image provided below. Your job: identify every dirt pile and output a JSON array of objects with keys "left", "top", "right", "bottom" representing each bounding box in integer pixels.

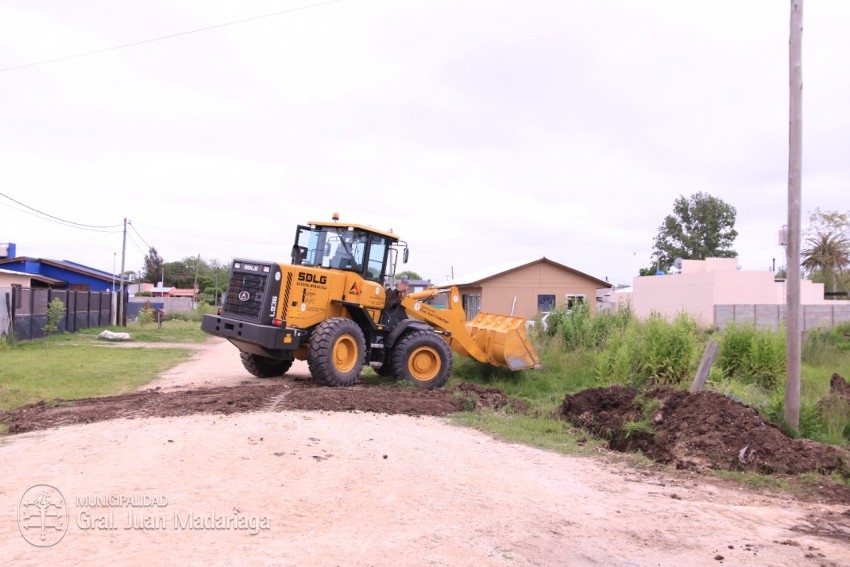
[
  {"left": 0, "top": 380, "right": 513, "bottom": 435},
  {"left": 828, "top": 373, "right": 850, "bottom": 400},
  {"left": 560, "top": 385, "right": 850, "bottom": 479}
]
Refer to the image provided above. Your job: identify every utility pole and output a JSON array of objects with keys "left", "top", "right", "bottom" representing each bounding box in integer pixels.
[
  {"left": 193, "top": 253, "right": 200, "bottom": 304},
  {"left": 785, "top": 0, "right": 803, "bottom": 430},
  {"left": 119, "top": 218, "right": 128, "bottom": 327}
]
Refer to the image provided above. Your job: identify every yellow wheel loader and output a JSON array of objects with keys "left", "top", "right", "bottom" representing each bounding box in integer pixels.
[{"left": 201, "top": 214, "right": 541, "bottom": 390}]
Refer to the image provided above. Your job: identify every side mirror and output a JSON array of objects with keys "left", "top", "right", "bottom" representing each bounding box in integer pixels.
[{"left": 403, "top": 248, "right": 409, "bottom": 263}]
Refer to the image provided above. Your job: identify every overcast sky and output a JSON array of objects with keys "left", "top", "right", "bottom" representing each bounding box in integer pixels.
[{"left": 1, "top": 1, "right": 847, "bottom": 287}]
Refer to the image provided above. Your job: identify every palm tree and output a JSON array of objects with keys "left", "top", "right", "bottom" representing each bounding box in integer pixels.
[{"left": 801, "top": 232, "right": 850, "bottom": 293}]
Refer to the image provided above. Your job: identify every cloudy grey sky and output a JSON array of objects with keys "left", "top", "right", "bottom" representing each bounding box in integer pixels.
[{"left": 1, "top": 1, "right": 847, "bottom": 287}]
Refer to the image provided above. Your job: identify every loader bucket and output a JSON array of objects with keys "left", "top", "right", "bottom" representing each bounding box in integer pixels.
[{"left": 465, "top": 312, "right": 542, "bottom": 371}]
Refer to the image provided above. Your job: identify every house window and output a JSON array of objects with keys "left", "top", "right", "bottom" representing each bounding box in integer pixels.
[
  {"left": 537, "top": 294, "right": 555, "bottom": 312},
  {"left": 462, "top": 293, "right": 480, "bottom": 321},
  {"left": 565, "top": 294, "right": 587, "bottom": 312}
]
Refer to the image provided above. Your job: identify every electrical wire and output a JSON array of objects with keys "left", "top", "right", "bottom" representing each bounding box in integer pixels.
[
  {"left": 0, "top": 191, "right": 123, "bottom": 232},
  {"left": 125, "top": 231, "right": 150, "bottom": 257},
  {"left": 0, "top": 0, "right": 343, "bottom": 73},
  {"left": 128, "top": 220, "right": 154, "bottom": 251}
]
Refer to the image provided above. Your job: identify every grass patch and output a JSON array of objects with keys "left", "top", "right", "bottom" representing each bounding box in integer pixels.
[
  {"left": 449, "top": 411, "right": 608, "bottom": 456},
  {"left": 711, "top": 468, "right": 850, "bottom": 499},
  {"left": 0, "top": 320, "right": 207, "bottom": 412},
  {"left": 76, "top": 320, "right": 209, "bottom": 343},
  {"left": 450, "top": 340, "right": 599, "bottom": 415},
  {"left": 711, "top": 469, "right": 792, "bottom": 492},
  {"left": 0, "top": 342, "right": 194, "bottom": 411}
]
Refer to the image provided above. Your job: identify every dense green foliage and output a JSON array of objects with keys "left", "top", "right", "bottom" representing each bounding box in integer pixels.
[
  {"left": 139, "top": 248, "right": 228, "bottom": 306},
  {"left": 43, "top": 297, "right": 67, "bottom": 337},
  {"left": 800, "top": 208, "right": 850, "bottom": 295},
  {"left": 717, "top": 324, "right": 786, "bottom": 388},
  {"left": 508, "top": 308, "right": 850, "bottom": 447},
  {"left": 597, "top": 312, "right": 699, "bottom": 388},
  {"left": 641, "top": 192, "right": 738, "bottom": 275},
  {"left": 141, "top": 246, "right": 165, "bottom": 283}
]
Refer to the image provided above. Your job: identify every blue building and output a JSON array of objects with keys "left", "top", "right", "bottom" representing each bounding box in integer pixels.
[{"left": 0, "top": 257, "right": 122, "bottom": 292}]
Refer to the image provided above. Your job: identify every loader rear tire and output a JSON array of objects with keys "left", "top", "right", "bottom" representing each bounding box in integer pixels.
[
  {"left": 308, "top": 318, "right": 366, "bottom": 387},
  {"left": 391, "top": 330, "right": 452, "bottom": 390},
  {"left": 240, "top": 352, "right": 293, "bottom": 378}
]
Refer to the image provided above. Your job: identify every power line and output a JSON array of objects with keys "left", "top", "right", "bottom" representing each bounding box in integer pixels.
[
  {"left": 0, "top": 0, "right": 343, "bottom": 73},
  {"left": 0, "top": 191, "right": 123, "bottom": 232},
  {"left": 128, "top": 220, "right": 154, "bottom": 251},
  {"left": 125, "top": 230, "right": 149, "bottom": 257}
]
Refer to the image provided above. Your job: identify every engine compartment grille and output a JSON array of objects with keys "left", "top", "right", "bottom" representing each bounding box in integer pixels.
[{"left": 222, "top": 272, "right": 267, "bottom": 322}]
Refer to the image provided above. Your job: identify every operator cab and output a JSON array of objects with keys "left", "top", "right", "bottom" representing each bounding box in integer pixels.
[{"left": 291, "top": 215, "right": 408, "bottom": 283}]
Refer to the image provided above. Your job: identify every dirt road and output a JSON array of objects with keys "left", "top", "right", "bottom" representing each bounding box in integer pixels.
[{"left": 2, "top": 339, "right": 849, "bottom": 566}]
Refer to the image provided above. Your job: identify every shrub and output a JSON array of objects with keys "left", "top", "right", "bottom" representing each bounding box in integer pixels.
[
  {"left": 630, "top": 312, "right": 698, "bottom": 387},
  {"left": 717, "top": 324, "right": 785, "bottom": 388},
  {"left": 596, "top": 311, "right": 698, "bottom": 388},
  {"left": 763, "top": 394, "right": 824, "bottom": 440},
  {"left": 138, "top": 307, "right": 155, "bottom": 327},
  {"left": 803, "top": 322, "right": 850, "bottom": 366},
  {"left": 43, "top": 298, "right": 67, "bottom": 337},
  {"left": 817, "top": 395, "right": 850, "bottom": 445},
  {"left": 550, "top": 301, "right": 633, "bottom": 352}
]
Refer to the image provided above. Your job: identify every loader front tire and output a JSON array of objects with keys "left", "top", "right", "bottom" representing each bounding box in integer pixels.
[
  {"left": 391, "top": 330, "right": 452, "bottom": 390},
  {"left": 308, "top": 318, "right": 366, "bottom": 387},
  {"left": 240, "top": 352, "right": 293, "bottom": 378}
]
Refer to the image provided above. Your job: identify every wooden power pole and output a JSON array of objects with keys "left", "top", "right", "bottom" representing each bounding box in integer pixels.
[{"left": 785, "top": 0, "right": 803, "bottom": 430}]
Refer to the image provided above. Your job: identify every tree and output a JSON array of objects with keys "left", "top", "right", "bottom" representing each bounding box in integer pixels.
[
  {"left": 804, "top": 208, "right": 850, "bottom": 241},
  {"left": 801, "top": 209, "right": 850, "bottom": 294},
  {"left": 394, "top": 270, "right": 423, "bottom": 281},
  {"left": 641, "top": 192, "right": 738, "bottom": 275},
  {"left": 163, "top": 257, "right": 198, "bottom": 289},
  {"left": 142, "top": 247, "right": 165, "bottom": 284},
  {"left": 801, "top": 233, "right": 849, "bottom": 293}
]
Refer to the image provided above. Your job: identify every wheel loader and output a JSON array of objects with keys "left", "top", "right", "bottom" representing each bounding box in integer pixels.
[{"left": 200, "top": 214, "right": 541, "bottom": 389}]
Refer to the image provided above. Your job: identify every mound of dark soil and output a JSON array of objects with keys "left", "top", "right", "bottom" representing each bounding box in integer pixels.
[
  {"left": 829, "top": 372, "right": 850, "bottom": 400},
  {"left": 0, "top": 380, "right": 537, "bottom": 435},
  {"left": 560, "top": 385, "right": 850, "bottom": 478}
]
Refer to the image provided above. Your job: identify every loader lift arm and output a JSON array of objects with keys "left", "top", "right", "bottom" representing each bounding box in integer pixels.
[{"left": 400, "top": 286, "right": 542, "bottom": 371}]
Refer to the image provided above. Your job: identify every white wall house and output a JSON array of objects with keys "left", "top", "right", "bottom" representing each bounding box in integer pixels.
[{"left": 613, "top": 258, "right": 850, "bottom": 330}]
